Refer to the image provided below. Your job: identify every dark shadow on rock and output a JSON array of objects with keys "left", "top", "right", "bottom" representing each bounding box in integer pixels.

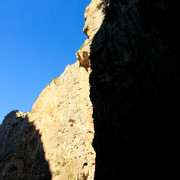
[
  {"left": 0, "top": 110, "right": 52, "bottom": 180},
  {"left": 90, "top": 0, "right": 180, "bottom": 179}
]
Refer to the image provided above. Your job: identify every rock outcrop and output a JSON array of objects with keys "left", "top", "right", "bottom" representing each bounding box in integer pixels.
[
  {"left": 29, "top": 62, "right": 95, "bottom": 180},
  {"left": 0, "top": 62, "right": 94, "bottom": 180},
  {"left": 90, "top": 0, "right": 180, "bottom": 179},
  {"left": 0, "top": 110, "right": 52, "bottom": 179},
  {"left": 76, "top": 0, "right": 104, "bottom": 72},
  {"left": 0, "top": 0, "right": 104, "bottom": 179}
]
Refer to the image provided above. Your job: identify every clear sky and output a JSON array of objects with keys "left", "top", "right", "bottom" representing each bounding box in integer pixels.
[{"left": 0, "top": 0, "right": 91, "bottom": 124}]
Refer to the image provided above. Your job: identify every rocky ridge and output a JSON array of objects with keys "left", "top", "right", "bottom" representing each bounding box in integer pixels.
[{"left": 0, "top": 0, "right": 104, "bottom": 179}]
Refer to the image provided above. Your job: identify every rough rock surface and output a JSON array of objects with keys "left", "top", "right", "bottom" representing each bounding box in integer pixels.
[
  {"left": 0, "top": 62, "right": 94, "bottom": 180},
  {"left": 76, "top": 0, "right": 104, "bottom": 71},
  {"left": 0, "top": 110, "right": 51, "bottom": 180},
  {"left": 90, "top": 0, "right": 180, "bottom": 179},
  {"left": 29, "top": 62, "right": 95, "bottom": 180},
  {"left": 0, "top": 1, "right": 104, "bottom": 179}
]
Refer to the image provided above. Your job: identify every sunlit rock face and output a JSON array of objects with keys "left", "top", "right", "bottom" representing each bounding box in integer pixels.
[
  {"left": 90, "top": 0, "right": 180, "bottom": 179},
  {"left": 0, "top": 62, "right": 95, "bottom": 180},
  {"left": 76, "top": 0, "right": 104, "bottom": 71},
  {"left": 29, "top": 62, "right": 95, "bottom": 180},
  {"left": 0, "top": 1, "right": 105, "bottom": 179}
]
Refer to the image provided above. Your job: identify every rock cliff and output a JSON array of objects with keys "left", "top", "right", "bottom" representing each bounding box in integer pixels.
[
  {"left": 2, "top": 0, "right": 179, "bottom": 179},
  {"left": 0, "top": 62, "right": 95, "bottom": 179},
  {"left": 90, "top": 0, "right": 180, "bottom": 179},
  {"left": 0, "top": 0, "right": 104, "bottom": 179},
  {"left": 0, "top": 62, "right": 94, "bottom": 180}
]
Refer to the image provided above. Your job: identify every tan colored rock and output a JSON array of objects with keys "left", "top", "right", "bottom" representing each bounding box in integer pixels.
[
  {"left": 29, "top": 62, "right": 95, "bottom": 180},
  {"left": 0, "top": 62, "right": 95, "bottom": 180},
  {"left": 76, "top": 0, "right": 104, "bottom": 71},
  {"left": 0, "top": 0, "right": 105, "bottom": 179}
]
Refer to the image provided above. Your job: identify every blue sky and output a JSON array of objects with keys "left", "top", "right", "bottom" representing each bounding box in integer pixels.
[{"left": 0, "top": 0, "right": 91, "bottom": 124}]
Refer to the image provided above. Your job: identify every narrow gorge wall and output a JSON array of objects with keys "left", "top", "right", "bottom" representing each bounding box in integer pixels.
[{"left": 90, "top": 0, "right": 180, "bottom": 179}]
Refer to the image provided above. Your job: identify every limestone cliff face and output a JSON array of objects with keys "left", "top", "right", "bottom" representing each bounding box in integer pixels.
[
  {"left": 0, "top": 63, "right": 94, "bottom": 180},
  {"left": 29, "top": 62, "right": 95, "bottom": 180},
  {"left": 0, "top": 1, "right": 104, "bottom": 179},
  {"left": 3, "top": 0, "right": 180, "bottom": 179}
]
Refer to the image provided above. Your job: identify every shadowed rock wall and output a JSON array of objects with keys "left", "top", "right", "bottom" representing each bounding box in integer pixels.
[
  {"left": 0, "top": 111, "right": 51, "bottom": 179},
  {"left": 90, "top": 0, "right": 180, "bottom": 179}
]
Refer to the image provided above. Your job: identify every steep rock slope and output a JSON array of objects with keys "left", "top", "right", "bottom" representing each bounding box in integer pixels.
[
  {"left": 28, "top": 62, "right": 95, "bottom": 180},
  {"left": 0, "top": 62, "right": 94, "bottom": 180},
  {"left": 0, "top": 0, "right": 104, "bottom": 179},
  {"left": 90, "top": 0, "right": 180, "bottom": 179}
]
